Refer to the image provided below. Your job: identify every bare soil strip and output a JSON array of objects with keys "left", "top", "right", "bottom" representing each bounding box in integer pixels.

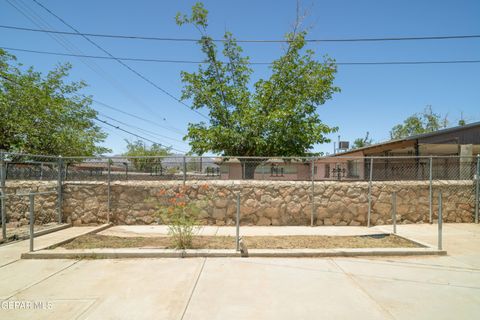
[{"left": 61, "top": 234, "right": 421, "bottom": 250}]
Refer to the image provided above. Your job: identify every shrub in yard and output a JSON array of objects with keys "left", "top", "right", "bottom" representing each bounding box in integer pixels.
[{"left": 156, "top": 185, "right": 209, "bottom": 249}]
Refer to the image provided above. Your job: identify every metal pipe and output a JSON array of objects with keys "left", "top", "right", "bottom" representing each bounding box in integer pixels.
[
  {"left": 183, "top": 156, "right": 187, "bottom": 185},
  {"left": 29, "top": 192, "right": 35, "bottom": 252},
  {"left": 107, "top": 159, "right": 111, "bottom": 224},
  {"left": 475, "top": 154, "right": 479, "bottom": 224},
  {"left": 236, "top": 192, "right": 240, "bottom": 251},
  {"left": 58, "top": 154, "right": 477, "bottom": 160},
  {"left": 311, "top": 158, "right": 315, "bottom": 227},
  {"left": 367, "top": 157, "right": 373, "bottom": 227},
  {"left": 0, "top": 189, "right": 5, "bottom": 241},
  {"left": 392, "top": 191, "right": 397, "bottom": 234},
  {"left": 0, "top": 150, "right": 5, "bottom": 240},
  {"left": 57, "top": 156, "right": 63, "bottom": 224},
  {"left": 262, "top": 161, "right": 266, "bottom": 180},
  {"left": 438, "top": 192, "right": 443, "bottom": 250},
  {"left": 429, "top": 157, "right": 433, "bottom": 224}
]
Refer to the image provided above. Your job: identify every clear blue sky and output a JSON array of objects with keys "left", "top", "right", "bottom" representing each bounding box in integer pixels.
[{"left": 1, "top": 0, "right": 479, "bottom": 155}]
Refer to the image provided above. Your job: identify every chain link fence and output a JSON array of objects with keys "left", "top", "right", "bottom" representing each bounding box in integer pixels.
[
  {"left": 1, "top": 151, "right": 479, "bottom": 243},
  {"left": 0, "top": 152, "right": 63, "bottom": 244}
]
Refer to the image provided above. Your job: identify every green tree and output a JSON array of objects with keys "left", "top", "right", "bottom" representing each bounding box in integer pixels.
[
  {"left": 176, "top": 3, "right": 339, "bottom": 177},
  {"left": 123, "top": 139, "right": 171, "bottom": 172},
  {"left": 458, "top": 112, "right": 467, "bottom": 126},
  {"left": 352, "top": 132, "right": 372, "bottom": 149},
  {"left": 390, "top": 106, "right": 448, "bottom": 140},
  {"left": 0, "top": 49, "right": 109, "bottom": 156}
]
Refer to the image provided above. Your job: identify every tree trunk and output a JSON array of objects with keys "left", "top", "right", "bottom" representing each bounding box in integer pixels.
[{"left": 240, "top": 159, "right": 260, "bottom": 179}]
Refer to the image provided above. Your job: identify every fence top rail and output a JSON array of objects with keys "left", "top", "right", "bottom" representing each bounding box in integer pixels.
[
  {"left": 60, "top": 155, "right": 480, "bottom": 161},
  {"left": 2, "top": 152, "right": 480, "bottom": 161},
  {"left": 1, "top": 152, "right": 60, "bottom": 159}
]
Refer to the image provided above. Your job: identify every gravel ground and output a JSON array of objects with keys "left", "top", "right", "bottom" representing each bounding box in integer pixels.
[{"left": 62, "top": 233, "right": 420, "bottom": 250}]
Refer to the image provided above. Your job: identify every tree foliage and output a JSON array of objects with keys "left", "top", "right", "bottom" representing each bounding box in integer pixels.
[
  {"left": 390, "top": 106, "right": 448, "bottom": 140},
  {"left": 123, "top": 139, "right": 171, "bottom": 171},
  {"left": 0, "top": 49, "right": 108, "bottom": 156},
  {"left": 352, "top": 131, "right": 372, "bottom": 149},
  {"left": 176, "top": 2, "right": 339, "bottom": 158}
]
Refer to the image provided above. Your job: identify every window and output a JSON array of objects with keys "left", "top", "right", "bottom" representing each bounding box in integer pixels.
[
  {"left": 324, "top": 164, "right": 330, "bottom": 178},
  {"left": 270, "top": 166, "right": 284, "bottom": 176},
  {"left": 347, "top": 160, "right": 359, "bottom": 178}
]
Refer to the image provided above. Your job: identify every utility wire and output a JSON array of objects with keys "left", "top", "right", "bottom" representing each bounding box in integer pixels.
[
  {"left": 6, "top": 0, "right": 186, "bottom": 134},
  {"left": 94, "top": 117, "right": 187, "bottom": 153},
  {"left": 0, "top": 72, "right": 187, "bottom": 153},
  {"left": 1, "top": 24, "right": 479, "bottom": 43},
  {"left": 97, "top": 112, "right": 187, "bottom": 144},
  {"left": 3, "top": 45, "right": 480, "bottom": 65},
  {"left": 5, "top": 0, "right": 188, "bottom": 148},
  {"left": 6, "top": 0, "right": 160, "bottom": 119},
  {"left": 30, "top": 0, "right": 209, "bottom": 120},
  {"left": 92, "top": 99, "right": 185, "bottom": 136},
  {"left": 1, "top": 46, "right": 213, "bottom": 64}
]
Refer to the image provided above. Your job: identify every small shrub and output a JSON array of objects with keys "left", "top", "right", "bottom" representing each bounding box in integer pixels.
[{"left": 156, "top": 185, "right": 209, "bottom": 249}]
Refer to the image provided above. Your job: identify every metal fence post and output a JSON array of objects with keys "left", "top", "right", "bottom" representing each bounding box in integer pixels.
[
  {"left": 311, "top": 158, "right": 315, "bottom": 227},
  {"left": 262, "top": 161, "right": 266, "bottom": 180},
  {"left": 57, "top": 156, "right": 63, "bottom": 224},
  {"left": 367, "top": 157, "right": 373, "bottom": 227},
  {"left": 475, "top": 154, "right": 479, "bottom": 224},
  {"left": 29, "top": 192, "right": 35, "bottom": 252},
  {"left": 107, "top": 159, "right": 111, "bottom": 224},
  {"left": 392, "top": 191, "right": 397, "bottom": 234},
  {"left": 0, "top": 191, "right": 5, "bottom": 241},
  {"left": 236, "top": 192, "right": 240, "bottom": 251},
  {"left": 0, "top": 150, "right": 6, "bottom": 240},
  {"left": 429, "top": 156, "right": 433, "bottom": 224},
  {"left": 182, "top": 156, "right": 187, "bottom": 185},
  {"left": 438, "top": 192, "right": 443, "bottom": 250}
]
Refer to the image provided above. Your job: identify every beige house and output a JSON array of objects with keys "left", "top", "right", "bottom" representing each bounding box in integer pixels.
[
  {"left": 217, "top": 121, "right": 480, "bottom": 181},
  {"left": 217, "top": 158, "right": 311, "bottom": 180}
]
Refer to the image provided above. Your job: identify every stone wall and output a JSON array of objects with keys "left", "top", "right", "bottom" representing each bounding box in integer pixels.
[
  {"left": 2, "top": 180, "right": 476, "bottom": 226},
  {"left": 2, "top": 181, "right": 58, "bottom": 227}
]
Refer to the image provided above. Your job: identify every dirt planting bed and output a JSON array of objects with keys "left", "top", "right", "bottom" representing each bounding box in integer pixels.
[{"left": 61, "top": 233, "right": 421, "bottom": 250}]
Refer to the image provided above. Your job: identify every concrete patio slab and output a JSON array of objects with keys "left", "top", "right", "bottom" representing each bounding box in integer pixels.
[
  {"left": 1, "top": 259, "right": 204, "bottom": 320},
  {"left": 336, "top": 259, "right": 480, "bottom": 320},
  {"left": 182, "top": 258, "right": 392, "bottom": 320},
  {"left": 0, "top": 225, "right": 110, "bottom": 267},
  {"left": 0, "top": 224, "right": 478, "bottom": 319},
  {"left": 0, "top": 259, "right": 76, "bottom": 300}
]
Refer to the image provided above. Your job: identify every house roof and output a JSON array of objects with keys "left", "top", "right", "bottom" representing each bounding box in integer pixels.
[{"left": 333, "top": 121, "right": 480, "bottom": 156}]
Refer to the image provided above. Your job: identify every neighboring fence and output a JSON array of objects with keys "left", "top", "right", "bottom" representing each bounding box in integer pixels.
[
  {"left": 1, "top": 153, "right": 478, "bottom": 182},
  {"left": 0, "top": 152, "right": 479, "bottom": 232}
]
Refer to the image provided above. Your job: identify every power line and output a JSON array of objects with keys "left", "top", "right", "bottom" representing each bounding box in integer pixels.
[
  {"left": 0, "top": 46, "right": 262, "bottom": 64},
  {"left": 3, "top": 45, "right": 480, "bottom": 66},
  {"left": 97, "top": 112, "right": 187, "bottom": 144},
  {"left": 0, "top": 72, "right": 187, "bottom": 152},
  {"left": 7, "top": 0, "right": 188, "bottom": 134},
  {"left": 30, "top": 0, "right": 209, "bottom": 120},
  {"left": 1, "top": 24, "right": 480, "bottom": 43},
  {"left": 93, "top": 99, "right": 186, "bottom": 135},
  {"left": 6, "top": 0, "right": 155, "bottom": 116},
  {"left": 94, "top": 117, "right": 187, "bottom": 153}
]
